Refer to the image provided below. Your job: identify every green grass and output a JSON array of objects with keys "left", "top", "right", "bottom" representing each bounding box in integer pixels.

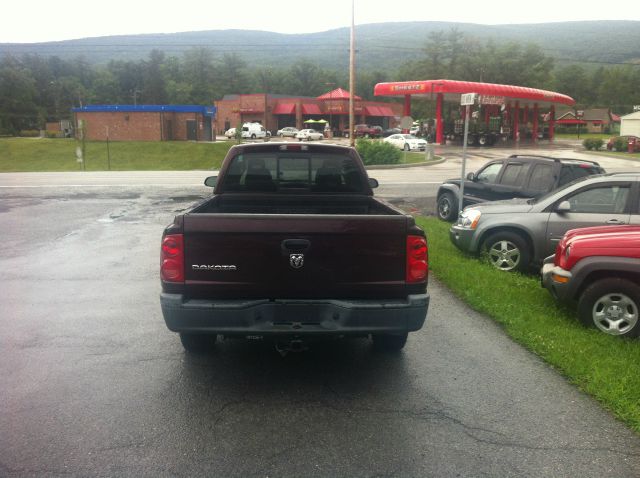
[
  {"left": 417, "top": 216, "right": 640, "bottom": 433},
  {"left": 0, "top": 138, "right": 233, "bottom": 172},
  {"left": 0, "top": 138, "right": 436, "bottom": 172},
  {"left": 555, "top": 133, "right": 610, "bottom": 140}
]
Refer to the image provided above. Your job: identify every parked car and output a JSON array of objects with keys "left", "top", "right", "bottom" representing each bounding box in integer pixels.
[
  {"left": 295, "top": 129, "right": 324, "bottom": 141},
  {"left": 541, "top": 225, "right": 640, "bottom": 337},
  {"left": 450, "top": 172, "right": 638, "bottom": 272},
  {"left": 224, "top": 127, "right": 237, "bottom": 139},
  {"left": 607, "top": 135, "right": 640, "bottom": 153},
  {"left": 384, "top": 134, "right": 427, "bottom": 151},
  {"left": 277, "top": 127, "right": 299, "bottom": 138},
  {"left": 382, "top": 127, "right": 401, "bottom": 137},
  {"left": 436, "top": 155, "right": 605, "bottom": 221}
]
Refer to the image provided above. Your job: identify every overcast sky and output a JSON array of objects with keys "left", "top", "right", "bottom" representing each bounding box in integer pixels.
[{"left": 4, "top": 0, "right": 640, "bottom": 43}]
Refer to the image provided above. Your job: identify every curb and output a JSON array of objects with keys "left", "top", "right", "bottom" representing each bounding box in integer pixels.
[{"left": 366, "top": 157, "right": 446, "bottom": 170}]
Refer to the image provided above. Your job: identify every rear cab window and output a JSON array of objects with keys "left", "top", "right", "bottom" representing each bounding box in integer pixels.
[{"left": 220, "top": 150, "right": 367, "bottom": 193}]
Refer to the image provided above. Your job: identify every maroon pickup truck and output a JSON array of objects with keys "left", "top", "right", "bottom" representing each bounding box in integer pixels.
[
  {"left": 542, "top": 225, "right": 640, "bottom": 337},
  {"left": 160, "top": 143, "right": 429, "bottom": 353}
]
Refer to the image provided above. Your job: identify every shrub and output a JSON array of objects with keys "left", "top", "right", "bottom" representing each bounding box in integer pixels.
[
  {"left": 583, "top": 138, "right": 604, "bottom": 151},
  {"left": 19, "top": 130, "right": 40, "bottom": 137},
  {"left": 45, "top": 130, "right": 60, "bottom": 138},
  {"left": 613, "top": 137, "right": 627, "bottom": 152},
  {"left": 356, "top": 139, "right": 401, "bottom": 165}
]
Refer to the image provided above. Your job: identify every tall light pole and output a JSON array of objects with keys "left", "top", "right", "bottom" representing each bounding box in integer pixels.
[
  {"left": 325, "top": 82, "right": 335, "bottom": 138},
  {"left": 349, "top": 0, "right": 355, "bottom": 147}
]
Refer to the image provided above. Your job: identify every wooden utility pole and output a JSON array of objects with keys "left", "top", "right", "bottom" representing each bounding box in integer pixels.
[{"left": 349, "top": 0, "right": 355, "bottom": 147}]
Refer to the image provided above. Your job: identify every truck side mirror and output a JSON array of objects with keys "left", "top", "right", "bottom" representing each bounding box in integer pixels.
[
  {"left": 368, "top": 178, "right": 379, "bottom": 189},
  {"left": 204, "top": 176, "right": 217, "bottom": 187},
  {"left": 556, "top": 200, "right": 571, "bottom": 213},
  {"left": 466, "top": 172, "right": 475, "bottom": 181}
]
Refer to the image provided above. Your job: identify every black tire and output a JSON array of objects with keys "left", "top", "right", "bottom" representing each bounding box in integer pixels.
[
  {"left": 467, "top": 135, "right": 476, "bottom": 146},
  {"left": 577, "top": 278, "right": 640, "bottom": 337},
  {"left": 372, "top": 332, "right": 408, "bottom": 352},
  {"left": 437, "top": 192, "right": 458, "bottom": 221},
  {"left": 251, "top": 134, "right": 256, "bottom": 139},
  {"left": 478, "top": 134, "right": 488, "bottom": 146},
  {"left": 279, "top": 133, "right": 284, "bottom": 137},
  {"left": 403, "top": 143, "right": 410, "bottom": 151},
  {"left": 179, "top": 333, "right": 217, "bottom": 354},
  {"left": 482, "top": 231, "right": 530, "bottom": 272}
]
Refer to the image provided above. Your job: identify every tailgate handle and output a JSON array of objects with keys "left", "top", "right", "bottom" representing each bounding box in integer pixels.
[{"left": 281, "top": 239, "right": 311, "bottom": 254}]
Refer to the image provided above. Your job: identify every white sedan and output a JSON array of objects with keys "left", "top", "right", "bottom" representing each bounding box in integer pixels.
[
  {"left": 384, "top": 134, "right": 427, "bottom": 151},
  {"left": 295, "top": 129, "right": 324, "bottom": 141},
  {"left": 277, "top": 126, "right": 299, "bottom": 137},
  {"left": 224, "top": 127, "right": 237, "bottom": 138}
]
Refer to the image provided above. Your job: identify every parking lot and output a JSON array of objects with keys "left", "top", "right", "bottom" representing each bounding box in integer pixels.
[{"left": 2, "top": 144, "right": 640, "bottom": 476}]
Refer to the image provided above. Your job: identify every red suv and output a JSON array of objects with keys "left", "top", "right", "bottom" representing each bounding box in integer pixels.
[{"left": 542, "top": 225, "right": 640, "bottom": 337}]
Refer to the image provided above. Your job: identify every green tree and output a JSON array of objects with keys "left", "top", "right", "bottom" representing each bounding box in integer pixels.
[
  {"left": 0, "top": 55, "right": 39, "bottom": 133},
  {"left": 142, "top": 49, "right": 168, "bottom": 104}
]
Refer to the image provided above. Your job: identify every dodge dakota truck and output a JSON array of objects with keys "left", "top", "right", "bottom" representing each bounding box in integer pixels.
[{"left": 160, "top": 142, "right": 429, "bottom": 353}]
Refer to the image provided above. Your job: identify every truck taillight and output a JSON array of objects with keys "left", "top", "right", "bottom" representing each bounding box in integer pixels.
[
  {"left": 406, "top": 235, "right": 428, "bottom": 283},
  {"left": 161, "top": 234, "right": 184, "bottom": 283}
]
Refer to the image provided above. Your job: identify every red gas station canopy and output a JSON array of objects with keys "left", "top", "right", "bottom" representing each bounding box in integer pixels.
[{"left": 374, "top": 79, "right": 575, "bottom": 107}]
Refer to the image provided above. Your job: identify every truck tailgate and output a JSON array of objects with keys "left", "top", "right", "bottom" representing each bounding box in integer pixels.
[{"left": 183, "top": 213, "right": 409, "bottom": 300}]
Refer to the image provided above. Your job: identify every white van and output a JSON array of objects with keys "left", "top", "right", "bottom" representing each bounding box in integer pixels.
[{"left": 241, "top": 122, "right": 267, "bottom": 139}]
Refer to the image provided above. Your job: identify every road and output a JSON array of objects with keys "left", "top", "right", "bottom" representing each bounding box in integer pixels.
[{"left": 2, "top": 143, "right": 640, "bottom": 476}]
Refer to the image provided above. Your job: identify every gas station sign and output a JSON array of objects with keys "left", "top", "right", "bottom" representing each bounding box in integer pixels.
[{"left": 478, "top": 95, "right": 505, "bottom": 106}]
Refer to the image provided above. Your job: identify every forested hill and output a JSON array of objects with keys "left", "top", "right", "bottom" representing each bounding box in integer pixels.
[{"left": 1, "top": 20, "right": 639, "bottom": 69}]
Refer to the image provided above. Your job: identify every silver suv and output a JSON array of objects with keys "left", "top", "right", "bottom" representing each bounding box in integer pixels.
[{"left": 449, "top": 172, "right": 638, "bottom": 272}]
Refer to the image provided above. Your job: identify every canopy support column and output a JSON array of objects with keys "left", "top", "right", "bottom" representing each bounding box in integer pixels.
[
  {"left": 549, "top": 105, "right": 555, "bottom": 142},
  {"left": 436, "top": 93, "right": 444, "bottom": 145},
  {"left": 403, "top": 95, "right": 411, "bottom": 116},
  {"left": 513, "top": 101, "right": 520, "bottom": 141},
  {"left": 533, "top": 104, "right": 539, "bottom": 142}
]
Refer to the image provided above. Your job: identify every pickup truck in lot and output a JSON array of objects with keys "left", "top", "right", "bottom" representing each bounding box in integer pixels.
[{"left": 160, "top": 143, "right": 430, "bottom": 353}]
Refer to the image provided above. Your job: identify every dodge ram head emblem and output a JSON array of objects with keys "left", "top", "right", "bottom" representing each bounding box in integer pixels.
[{"left": 289, "top": 254, "right": 304, "bottom": 269}]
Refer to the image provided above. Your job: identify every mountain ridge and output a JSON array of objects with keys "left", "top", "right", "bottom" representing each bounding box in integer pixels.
[{"left": 1, "top": 20, "right": 638, "bottom": 70}]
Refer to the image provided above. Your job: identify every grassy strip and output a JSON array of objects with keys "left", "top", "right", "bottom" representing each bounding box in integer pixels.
[
  {"left": 0, "top": 138, "right": 233, "bottom": 172},
  {"left": 0, "top": 138, "right": 430, "bottom": 172},
  {"left": 416, "top": 216, "right": 640, "bottom": 433},
  {"left": 584, "top": 149, "right": 640, "bottom": 161}
]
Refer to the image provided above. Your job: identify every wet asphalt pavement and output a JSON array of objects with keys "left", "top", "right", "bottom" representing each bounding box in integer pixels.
[{"left": 2, "top": 170, "right": 640, "bottom": 476}]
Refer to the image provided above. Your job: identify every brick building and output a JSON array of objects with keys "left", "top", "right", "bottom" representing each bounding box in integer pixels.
[
  {"left": 72, "top": 105, "right": 217, "bottom": 141},
  {"left": 214, "top": 88, "right": 402, "bottom": 135}
]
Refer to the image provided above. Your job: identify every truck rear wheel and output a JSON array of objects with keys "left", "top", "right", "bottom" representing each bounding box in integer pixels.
[
  {"left": 179, "top": 333, "right": 217, "bottom": 353},
  {"left": 372, "top": 332, "right": 408, "bottom": 352}
]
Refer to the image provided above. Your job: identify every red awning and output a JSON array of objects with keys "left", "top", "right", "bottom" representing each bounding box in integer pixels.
[
  {"left": 374, "top": 79, "right": 575, "bottom": 107},
  {"left": 273, "top": 103, "right": 295, "bottom": 115},
  {"left": 302, "top": 103, "right": 322, "bottom": 115},
  {"left": 364, "top": 106, "right": 383, "bottom": 116},
  {"left": 590, "top": 120, "right": 604, "bottom": 125},
  {"left": 378, "top": 106, "right": 395, "bottom": 117}
]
